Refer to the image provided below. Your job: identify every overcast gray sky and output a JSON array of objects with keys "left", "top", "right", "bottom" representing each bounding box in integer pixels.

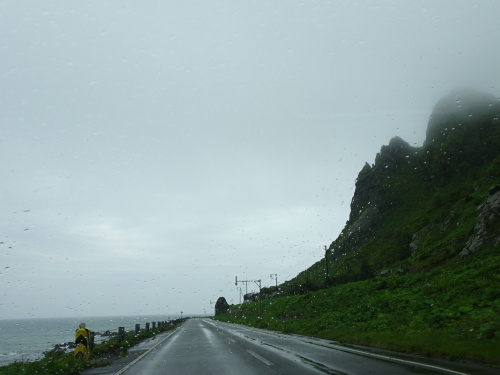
[{"left": 1, "top": 1, "right": 499, "bottom": 319}]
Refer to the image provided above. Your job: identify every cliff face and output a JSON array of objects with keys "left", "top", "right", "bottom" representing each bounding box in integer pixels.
[
  {"left": 460, "top": 186, "right": 500, "bottom": 258},
  {"left": 330, "top": 136, "right": 418, "bottom": 263},
  {"left": 350, "top": 136, "right": 415, "bottom": 220},
  {"left": 314, "top": 89, "right": 500, "bottom": 287}
]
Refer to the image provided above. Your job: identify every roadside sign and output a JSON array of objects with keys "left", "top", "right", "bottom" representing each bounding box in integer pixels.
[{"left": 75, "top": 323, "right": 90, "bottom": 360}]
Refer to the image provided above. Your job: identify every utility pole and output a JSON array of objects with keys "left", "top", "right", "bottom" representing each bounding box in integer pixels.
[
  {"left": 255, "top": 279, "right": 262, "bottom": 318},
  {"left": 270, "top": 274, "right": 278, "bottom": 288},
  {"left": 237, "top": 287, "right": 243, "bottom": 304},
  {"left": 236, "top": 276, "right": 263, "bottom": 318},
  {"left": 324, "top": 245, "right": 329, "bottom": 287},
  {"left": 235, "top": 276, "right": 251, "bottom": 295}
]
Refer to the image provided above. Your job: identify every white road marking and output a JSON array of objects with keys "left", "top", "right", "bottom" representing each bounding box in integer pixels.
[
  {"left": 201, "top": 327, "right": 215, "bottom": 341},
  {"left": 113, "top": 328, "right": 180, "bottom": 375},
  {"left": 247, "top": 350, "right": 274, "bottom": 366},
  {"left": 302, "top": 339, "right": 470, "bottom": 375},
  {"left": 214, "top": 320, "right": 471, "bottom": 375}
]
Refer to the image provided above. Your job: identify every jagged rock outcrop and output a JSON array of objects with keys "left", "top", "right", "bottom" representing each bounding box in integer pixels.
[
  {"left": 374, "top": 136, "right": 413, "bottom": 172},
  {"left": 351, "top": 137, "right": 414, "bottom": 224},
  {"left": 277, "top": 89, "right": 499, "bottom": 297},
  {"left": 332, "top": 137, "right": 413, "bottom": 257},
  {"left": 460, "top": 186, "right": 500, "bottom": 258},
  {"left": 328, "top": 89, "right": 499, "bottom": 267},
  {"left": 349, "top": 163, "right": 383, "bottom": 222},
  {"left": 330, "top": 164, "right": 382, "bottom": 259}
]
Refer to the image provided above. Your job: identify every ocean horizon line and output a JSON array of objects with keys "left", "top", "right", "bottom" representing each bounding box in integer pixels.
[{"left": 0, "top": 312, "right": 210, "bottom": 322}]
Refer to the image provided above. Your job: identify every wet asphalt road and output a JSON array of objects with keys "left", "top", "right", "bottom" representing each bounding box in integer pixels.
[{"left": 113, "top": 319, "right": 484, "bottom": 375}]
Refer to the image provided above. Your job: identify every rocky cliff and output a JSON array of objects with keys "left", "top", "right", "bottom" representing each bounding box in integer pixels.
[{"left": 283, "top": 89, "right": 500, "bottom": 293}]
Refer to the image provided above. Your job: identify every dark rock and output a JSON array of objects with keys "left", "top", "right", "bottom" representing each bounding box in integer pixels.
[
  {"left": 349, "top": 163, "right": 383, "bottom": 222},
  {"left": 51, "top": 344, "right": 65, "bottom": 354},
  {"left": 489, "top": 185, "right": 500, "bottom": 195},
  {"left": 50, "top": 342, "right": 74, "bottom": 354},
  {"left": 374, "top": 136, "right": 413, "bottom": 172},
  {"left": 215, "top": 296, "right": 229, "bottom": 316}
]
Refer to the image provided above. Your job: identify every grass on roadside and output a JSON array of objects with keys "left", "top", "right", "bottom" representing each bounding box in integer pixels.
[{"left": 215, "top": 249, "right": 500, "bottom": 366}]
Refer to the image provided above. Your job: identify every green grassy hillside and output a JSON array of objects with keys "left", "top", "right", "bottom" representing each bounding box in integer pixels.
[
  {"left": 218, "top": 246, "right": 499, "bottom": 364},
  {"left": 216, "top": 90, "right": 500, "bottom": 366}
]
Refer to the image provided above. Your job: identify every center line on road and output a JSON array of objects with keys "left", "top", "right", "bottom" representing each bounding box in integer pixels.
[{"left": 247, "top": 350, "right": 274, "bottom": 366}]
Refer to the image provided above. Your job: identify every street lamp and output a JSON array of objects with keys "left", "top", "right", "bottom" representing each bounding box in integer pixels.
[{"left": 324, "top": 245, "right": 329, "bottom": 287}]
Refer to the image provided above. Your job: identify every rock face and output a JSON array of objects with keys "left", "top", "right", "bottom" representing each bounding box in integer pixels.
[
  {"left": 280, "top": 89, "right": 499, "bottom": 295},
  {"left": 349, "top": 163, "right": 382, "bottom": 222},
  {"left": 326, "top": 89, "right": 499, "bottom": 267},
  {"left": 460, "top": 187, "right": 500, "bottom": 258},
  {"left": 330, "top": 164, "right": 381, "bottom": 260},
  {"left": 215, "top": 296, "right": 229, "bottom": 316},
  {"left": 331, "top": 136, "right": 412, "bottom": 259},
  {"left": 374, "top": 136, "right": 413, "bottom": 172},
  {"left": 343, "top": 163, "right": 382, "bottom": 252}
]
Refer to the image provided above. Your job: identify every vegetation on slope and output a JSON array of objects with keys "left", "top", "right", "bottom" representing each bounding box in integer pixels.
[
  {"left": 216, "top": 89, "right": 500, "bottom": 366},
  {"left": 217, "top": 246, "right": 499, "bottom": 364}
]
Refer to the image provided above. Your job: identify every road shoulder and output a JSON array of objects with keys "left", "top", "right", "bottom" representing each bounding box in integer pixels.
[{"left": 81, "top": 330, "right": 176, "bottom": 375}]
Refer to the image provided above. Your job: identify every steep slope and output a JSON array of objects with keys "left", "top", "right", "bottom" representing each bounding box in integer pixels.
[
  {"left": 278, "top": 88, "right": 500, "bottom": 294},
  {"left": 216, "top": 90, "right": 500, "bottom": 365}
]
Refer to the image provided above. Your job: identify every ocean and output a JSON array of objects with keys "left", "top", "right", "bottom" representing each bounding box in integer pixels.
[{"left": 0, "top": 314, "right": 186, "bottom": 366}]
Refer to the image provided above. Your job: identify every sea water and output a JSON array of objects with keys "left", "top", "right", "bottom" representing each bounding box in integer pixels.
[{"left": 0, "top": 314, "right": 185, "bottom": 366}]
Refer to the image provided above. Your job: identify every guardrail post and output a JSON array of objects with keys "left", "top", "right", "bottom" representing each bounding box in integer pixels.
[{"left": 118, "top": 327, "right": 125, "bottom": 343}]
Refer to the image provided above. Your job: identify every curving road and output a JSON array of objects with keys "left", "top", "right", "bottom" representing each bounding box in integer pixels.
[{"left": 115, "top": 319, "right": 484, "bottom": 375}]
